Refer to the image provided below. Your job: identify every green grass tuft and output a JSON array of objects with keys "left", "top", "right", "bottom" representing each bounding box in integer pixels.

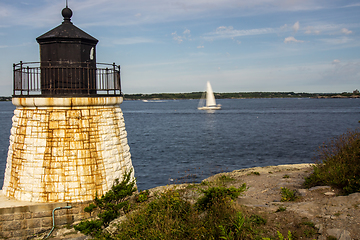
[
  {"left": 276, "top": 206, "right": 287, "bottom": 212},
  {"left": 280, "top": 187, "right": 297, "bottom": 202},
  {"left": 74, "top": 170, "right": 136, "bottom": 238},
  {"left": 196, "top": 184, "right": 247, "bottom": 210},
  {"left": 304, "top": 129, "right": 360, "bottom": 194}
]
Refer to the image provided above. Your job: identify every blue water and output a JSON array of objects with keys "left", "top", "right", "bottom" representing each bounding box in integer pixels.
[{"left": 0, "top": 98, "right": 359, "bottom": 190}]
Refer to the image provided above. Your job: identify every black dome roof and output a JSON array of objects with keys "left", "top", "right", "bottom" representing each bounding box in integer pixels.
[{"left": 36, "top": 7, "right": 98, "bottom": 44}]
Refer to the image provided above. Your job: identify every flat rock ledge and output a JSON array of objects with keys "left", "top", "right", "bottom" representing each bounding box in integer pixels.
[
  {"left": 222, "top": 164, "right": 359, "bottom": 240},
  {"left": 43, "top": 164, "right": 360, "bottom": 240}
]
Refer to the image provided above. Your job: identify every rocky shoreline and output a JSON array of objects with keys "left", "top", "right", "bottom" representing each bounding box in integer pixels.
[
  {"left": 40, "top": 164, "right": 359, "bottom": 240},
  {"left": 223, "top": 164, "right": 359, "bottom": 240}
]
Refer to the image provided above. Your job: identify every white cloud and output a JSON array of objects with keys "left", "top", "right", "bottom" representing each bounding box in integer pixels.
[
  {"left": 341, "top": 28, "right": 352, "bottom": 34},
  {"left": 302, "top": 23, "right": 360, "bottom": 36},
  {"left": 197, "top": 45, "right": 204, "bottom": 48},
  {"left": 135, "top": 13, "right": 141, "bottom": 17},
  {"left": 280, "top": 24, "right": 287, "bottom": 30},
  {"left": 171, "top": 29, "right": 192, "bottom": 43},
  {"left": 204, "top": 26, "right": 276, "bottom": 40},
  {"left": 304, "top": 26, "right": 320, "bottom": 35},
  {"left": 172, "top": 32, "right": 183, "bottom": 43},
  {"left": 292, "top": 21, "right": 300, "bottom": 33},
  {"left": 332, "top": 59, "right": 340, "bottom": 64},
  {"left": 284, "top": 36, "right": 304, "bottom": 43},
  {"left": 216, "top": 26, "right": 233, "bottom": 32},
  {"left": 183, "top": 29, "right": 190, "bottom": 35}
]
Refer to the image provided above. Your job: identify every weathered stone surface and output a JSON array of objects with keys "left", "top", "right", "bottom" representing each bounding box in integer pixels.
[
  {"left": 308, "top": 186, "right": 331, "bottom": 191},
  {"left": 0, "top": 231, "right": 13, "bottom": 238},
  {"left": 3, "top": 98, "right": 134, "bottom": 203},
  {"left": 327, "top": 228, "right": 342, "bottom": 238},
  {"left": 296, "top": 189, "right": 308, "bottom": 197},
  {"left": 205, "top": 164, "right": 359, "bottom": 239},
  {"left": 315, "top": 224, "right": 324, "bottom": 234},
  {"left": 104, "top": 215, "right": 127, "bottom": 235},
  {"left": 324, "top": 192, "right": 336, "bottom": 196},
  {"left": 0, "top": 214, "right": 15, "bottom": 221},
  {"left": 27, "top": 219, "right": 41, "bottom": 229},
  {"left": 33, "top": 211, "right": 52, "bottom": 218},
  {"left": 2, "top": 220, "right": 22, "bottom": 230},
  {"left": 339, "top": 230, "right": 352, "bottom": 240}
]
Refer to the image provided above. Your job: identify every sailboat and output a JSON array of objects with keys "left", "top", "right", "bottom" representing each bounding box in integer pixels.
[{"left": 198, "top": 81, "right": 222, "bottom": 110}]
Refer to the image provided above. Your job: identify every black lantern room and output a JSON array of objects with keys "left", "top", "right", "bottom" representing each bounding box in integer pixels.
[
  {"left": 13, "top": 6, "right": 121, "bottom": 97},
  {"left": 36, "top": 6, "right": 98, "bottom": 94}
]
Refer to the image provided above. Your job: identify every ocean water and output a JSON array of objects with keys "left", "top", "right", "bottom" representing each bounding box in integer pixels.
[{"left": 0, "top": 98, "right": 359, "bottom": 190}]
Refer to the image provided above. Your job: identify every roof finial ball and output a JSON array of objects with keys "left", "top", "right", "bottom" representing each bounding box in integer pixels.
[{"left": 62, "top": 0, "right": 72, "bottom": 22}]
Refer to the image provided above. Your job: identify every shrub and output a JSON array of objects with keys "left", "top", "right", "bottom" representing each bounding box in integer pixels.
[
  {"left": 196, "top": 184, "right": 247, "bottom": 211},
  {"left": 74, "top": 170, "right": 137, "bottom": 238},
  {"left": 249, "top": 214, "right": 267, "bottom": 225},
  {"left": 114, "top": 185, "right": 253, "bottom": 240},
  {"left": 218, "top": 211, "right": 245, "bottom": 240},
  {"left": 280, "top": 187, "right": 297, "bottom": 202},
  {"left": 219, "top": 175, "right": 235, "bottom": 183},
  {"left": 114, "top": 190, "right": 205, "bottom": 240},
  {"left": 136, "top": 190, "right": 150, "bottom": 203},
  {"left": 276, "top": 206, "right": 287, "bottom": 212},
  {"left": 218, "top": 212, "right": 268, "bottom": 240},
  {"left": 304, "top": 129, "right": 360, "bottom": 194}
]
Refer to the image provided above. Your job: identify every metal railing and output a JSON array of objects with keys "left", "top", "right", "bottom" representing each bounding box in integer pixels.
[{"left": 13, "top": 61, "right": 121, "bottom": 97}]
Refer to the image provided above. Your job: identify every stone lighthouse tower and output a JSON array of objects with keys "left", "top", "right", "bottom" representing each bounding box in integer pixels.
[{"left": 2, "top": 6, "right": 134, "bottom": 202}]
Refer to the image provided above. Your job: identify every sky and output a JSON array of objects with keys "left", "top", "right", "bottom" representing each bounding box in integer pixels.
[{"left": 0, "top": 0, "right": 359, "bottom": 96}]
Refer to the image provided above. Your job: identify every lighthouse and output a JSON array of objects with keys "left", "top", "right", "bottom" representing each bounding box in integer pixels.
[{"left": 2, "top": 6, "right": 134, "bottom": 202}]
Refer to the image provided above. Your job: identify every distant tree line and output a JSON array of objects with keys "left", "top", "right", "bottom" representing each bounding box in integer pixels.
[
  {"left": 0, "top": 96, "right": 11, "bottom": 101},
  {"left": 1, "top": 91, "right": 358, "bottom": 101},
  {"left": 123, "top": 91, "right": 360, "bottom": 100}
]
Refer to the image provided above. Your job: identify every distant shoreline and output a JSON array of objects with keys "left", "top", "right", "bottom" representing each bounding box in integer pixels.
[
  {"left": 123, "top": 91, "right": 360, "bottom": 101},
  {"left": 1, "top": 92, "right": 359, "bottom": 101},
  {"left": 0, "top": 97, "right": 11, "bottom": 102}
]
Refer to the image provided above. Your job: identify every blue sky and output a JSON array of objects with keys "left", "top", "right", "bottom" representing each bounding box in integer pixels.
[{"left": 0, "top": 0, "right": 359, "bottom": 95}]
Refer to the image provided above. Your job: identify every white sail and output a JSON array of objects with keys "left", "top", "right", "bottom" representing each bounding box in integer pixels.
[
  {"left": 206, "top": 81, "right": 217, "bottom": 107},
  {"left": 198, "top": 81, "right": 221, "bottom": 110}
]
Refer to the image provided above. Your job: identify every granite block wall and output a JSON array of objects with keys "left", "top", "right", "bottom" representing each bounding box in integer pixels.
[
  {"left": 0, "top": 201, "right": 89, "bottom": 240},
  {"left": 2, "top": 98, "right": 134, "bottom": 203}
]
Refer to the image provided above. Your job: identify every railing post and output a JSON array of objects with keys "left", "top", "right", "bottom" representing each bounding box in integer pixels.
[
  {"left": 27, "top": 66, "right": 30, "bottom": 95},
  {"left": 49, "top": 64, "right": 53, "bottom": 95},
  {"left": 113, "top": 62, "right": 116, "bottom": 95},
  {"left": 35, "top": 67, "right": 38, "bottom": 92},
  {"left": 118, "top": 64, "right": 121, "bottom": 95},
  {"left": 87, "top": 62, "right": 90, "bottom": 95},
  {"left": 94, "top": 66, "right": 97, "bottom": 95},
  {"left": 20, "top": 61, "right": 23, "bottom": 96},
  {"left": 105, "top": 68, "right": 109, "bottom": 94},
  {"left": 13, "top": 63, "right": 16, "bottom": 96}
]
